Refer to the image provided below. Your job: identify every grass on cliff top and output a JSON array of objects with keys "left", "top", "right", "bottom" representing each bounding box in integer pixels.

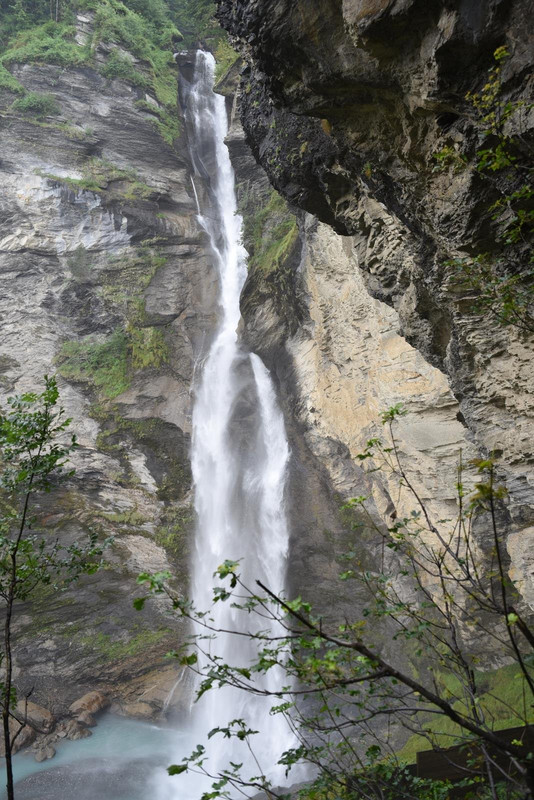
[
  {"left": 1, "top": 0, "right": 182, "bottom": 144},
  {"left": 169, "top": 0, "right": 224, "bottom": 48},
  {"left": 1, "top": 20, "right": 90, "bottom": 68},
  {"left": 79, "top": 0, "right": 181, "bottom": 108},
  {"left": 397, "top": 663, "right": 534, "bottom": 763},
  {"left": 243, "top": 189, "right": 299, "bottom": 276}
]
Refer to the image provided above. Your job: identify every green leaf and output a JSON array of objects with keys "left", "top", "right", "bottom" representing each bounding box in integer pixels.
[{"left": 168, "top": 764, "right": 188, "bottom": 775}]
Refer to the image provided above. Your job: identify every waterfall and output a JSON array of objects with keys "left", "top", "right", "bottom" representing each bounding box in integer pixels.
[{"left": 155, "top": 50, "right": 295, "bottom": 798}]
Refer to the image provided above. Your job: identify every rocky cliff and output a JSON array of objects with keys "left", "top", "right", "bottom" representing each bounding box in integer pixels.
[
  {"left": 216, "top": 0, "right": 534, "bottom": 609},
  {"left": 1, "top": 0, "right": 533, "bottom": 748},
  {"left": 0, "top": 8, "right": 215, "bottom": 719}
]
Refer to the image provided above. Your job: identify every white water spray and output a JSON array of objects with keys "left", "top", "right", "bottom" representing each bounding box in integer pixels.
[{"left": 155, "top": 50, "right": 296, "bottom": 798}]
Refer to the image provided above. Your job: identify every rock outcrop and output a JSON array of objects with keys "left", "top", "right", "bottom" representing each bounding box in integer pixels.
[{"left": 217, "top": 0, "right": 534, "bottom": 604}]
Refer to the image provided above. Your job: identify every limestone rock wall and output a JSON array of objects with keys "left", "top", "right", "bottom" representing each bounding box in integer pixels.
[
  {"left": 0, "top": 15, "right": 214, "bottom": 716},
  {"left": 217, "top": 0, "right": 534, "bottom": 606}
]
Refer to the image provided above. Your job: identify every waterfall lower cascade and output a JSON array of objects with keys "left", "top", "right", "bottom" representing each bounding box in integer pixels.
[{"left": 155, "top": 50, "right": 296, "bottom": 798}]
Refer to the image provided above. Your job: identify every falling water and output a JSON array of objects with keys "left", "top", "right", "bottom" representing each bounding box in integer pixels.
[{"left": 154, "top": 50, "right": 296, "bottom": 798}]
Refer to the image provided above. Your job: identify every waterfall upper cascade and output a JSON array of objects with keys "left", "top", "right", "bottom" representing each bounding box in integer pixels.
[{"left": 155, "top": 50, "right": 296, "bottom": 798}]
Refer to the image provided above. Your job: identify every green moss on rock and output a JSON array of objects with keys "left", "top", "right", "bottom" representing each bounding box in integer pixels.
[
  {"left": 78, "top": 626, "right": 172, "bottom": 662},
  {"left": 57, "top": 329, "right": 130, "bottom": 399}
]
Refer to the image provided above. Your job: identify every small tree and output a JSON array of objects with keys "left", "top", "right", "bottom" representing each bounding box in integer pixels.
[
  {"left": 138, "top": 406, "right": 534, "bottom": 800},
  {"left": 0, "top": 376, "right": 106, "bottom": 800}
]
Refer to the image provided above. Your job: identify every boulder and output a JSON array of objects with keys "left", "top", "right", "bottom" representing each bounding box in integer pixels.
[
  {"left": 16, "top": 700, "right": 54, "bottom": 733},
  {"left": 34, "top": 745, "right": 56, "bottom": 763},
  {"left": 0, "top": 721, "right": 36, "bottom": 756},
  {"left": 63, "top": 719, "right": 92, "bottom": 741},
  {"left": 69, "top": 691, "right": 109, "bottom": 716},
  {"left": 76, "top": 710, "right": 97, "bottom": 727}
]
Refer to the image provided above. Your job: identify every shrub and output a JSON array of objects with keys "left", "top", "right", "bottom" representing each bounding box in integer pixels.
[
  {"left": 1, "top": 21, "right": 88, "bottom": 67},
  {"left": 11, "top": 90, "right": 60, "bottom": 117},
  {"left": 0, "top": 63, "right": 24, "bottom": 94},
  {"left": 99, "top": 48, "right": 150, "bottom": 88}
]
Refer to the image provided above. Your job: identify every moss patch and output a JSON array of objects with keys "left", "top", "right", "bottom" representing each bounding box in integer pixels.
[
  {"left": 11, "top": 91, "right": 60, "bottom": 117},
  {"left": 57, "top": 328, "right": 130, "bottom": 399},
  {"left": 214, "top": 38, "right": 238, "bottom": 82},
  {"left": 240, "top": 188, "right": 303, "bottom": 333},
  {"left": 38, "top": 158, "right": 155, "bottom": 199},
  {"left": 243, "top": 189, "right": 298, "bottom": 276},
  {"left": 77, "top": 625, "right": 172, "bottom": 661},
  {"left": 155, "top": 505, "right": 193, "bottom": 559}
]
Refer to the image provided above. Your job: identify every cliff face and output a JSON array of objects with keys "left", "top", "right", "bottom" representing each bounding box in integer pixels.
[
  {"left": 0, "top": 11, "right": 216, "bottom": 716},
  {"left": 217, "top": 0, "right": 534, "bottom": 605},
  {"left": 1, "top": 0, "right": 533, "bottom": 729}
]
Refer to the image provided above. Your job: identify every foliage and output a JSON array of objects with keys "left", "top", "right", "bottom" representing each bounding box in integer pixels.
[
  {"left": 99, "top": 48, "right": 149, "bottom": 87},
  {"left": 213, "top": 37, "right": 238, "bottom": 82},
  {"left": 447, "top": 47, "right": 534, "bottom": 332},
  {"left": 10, "top": 90, "right": 59, "bottom": 116},
  {"left": 242, "top": 189, "right": 298, "bottom": 276},
  {"left": 0, "top": 64, "right": 24, "bottom": 94},
  {"left": 57, "top": 295, "right": 170, "bottom": 402},
  {"left": 57, "top": 329, "right": 131, "bottom": 399},
  {"left": 0, "top": 377, "right": 108, "bottom": 800},
  {"left": 138, "top": 405, "right": 534, "bottom": 800},
  {"left": 447, "top": 253, "right": 534, "bottom": 332},
  {"left": 1, "top": 20, "right": 88, "bottom": 67},
  {"left": 134, "top": 98, "right": 181, "bottom": 145},
  {"left": 431, "top": 145, "right": 467, "bottom": 174},
  {"left": 128, "top": 323, "right": 169, "bottom": 370},
  {"left": 166, "top": 0, "right": 223, "bottom": 48}
]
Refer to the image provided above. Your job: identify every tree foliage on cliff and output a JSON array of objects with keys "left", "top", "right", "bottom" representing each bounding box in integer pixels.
[{"left": 0, "top": 377, "right": 108, "bottom": 800}]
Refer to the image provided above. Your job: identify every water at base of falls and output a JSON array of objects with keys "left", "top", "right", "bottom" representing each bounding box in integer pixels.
[{"left": 1, "top": 715, "right": 177, "bottom": 800}]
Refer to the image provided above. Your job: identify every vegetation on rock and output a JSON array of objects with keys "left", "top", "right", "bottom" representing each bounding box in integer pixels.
[
  {"left": 446, "top": 47, "right": 534, "bottom": 332},
  {"left": 10, "top": 89, "right": 59, "bottom": 116}
]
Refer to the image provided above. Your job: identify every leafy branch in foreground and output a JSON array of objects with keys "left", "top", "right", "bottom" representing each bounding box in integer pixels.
[
  {"left": 0, "top": 376, "right": 109, "bottom": 800},
  {"left": 137, "top": 403, "right": 534, "bottom": 800}
]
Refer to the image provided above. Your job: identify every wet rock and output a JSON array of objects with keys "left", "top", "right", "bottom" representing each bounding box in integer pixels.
[
  {"left": 34, "top": 744, "right": 56, "bottom": 763},
  {"left": 0, "top": 9, "right": 207, "bottom": 714},
  {"left": 220, "top": 0, "right": 534, "bottom": 610},
  {"left": 0, "top": 722, "right": 36, "bottom": 756},
  {"left": 16, "top": 700, "right": 55, "bottom": 733},
  {"left": 69, "top": 691, "right": 109, "bottom": 716},
  {"left": 62, "top": 720, "right": 93, "bottom": 741},
  {"left": 76, "top": 710, "right": 97, "bottom": 727}
]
